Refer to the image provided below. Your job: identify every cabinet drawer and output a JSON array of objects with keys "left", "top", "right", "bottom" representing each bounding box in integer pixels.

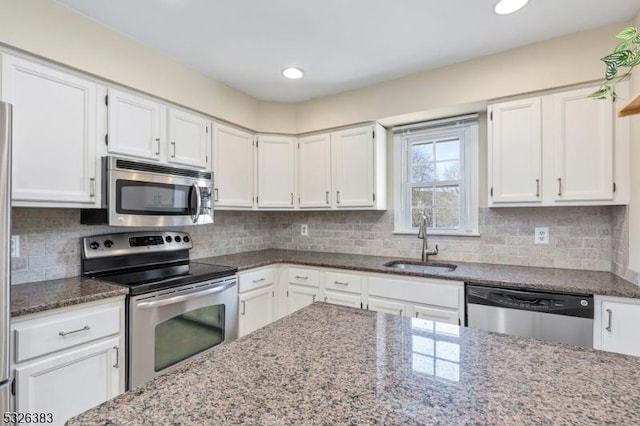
[
  {"left": 368, "top": 276, "right": 461, "bottom": 309},
  {"left": 325, "top": 271, "right": 361, "bottom": 294},
  {"left": 238, "top": 268, "right": 274, "bottom": 293},
  {"left": 14, "top": 304, "right": 121, "bottom": 363},
  {"left": 288, "top": 267, "right": 319, "bottom": 287}
]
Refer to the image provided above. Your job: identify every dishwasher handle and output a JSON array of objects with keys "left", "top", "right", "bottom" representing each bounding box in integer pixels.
[{"left": 466, "top": 285, "right": 594, "bottom": 319}]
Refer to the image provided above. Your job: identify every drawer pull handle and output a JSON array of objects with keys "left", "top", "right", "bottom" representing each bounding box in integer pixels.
[
  {"left": 113, "top": 346, "right": 120, "bottom": 368},
  {"left": 399, "top": 309, "right": 403, "bottom": 316},
  {"left": 535, "top": 179, "right": 540, "bottom": 197},
  {"left": 295, "top": 275, "right": 309, "bottom": 280},
  {"left": 155, "top": 138, "right": 161, "bottom": 155},
  {"left": 557, "top": 177, "right": 562, "bottom": 196},
  {"left": 324, "top": 297, "right": 328, "bottom": 302},
  {"left": 58, "top": 325, "right": 91, "bottom": 337},
  {"left": 241, "top": 300, "right": 246, "bottom": 315},
  {"left": 334, "top": 281, "right": 349, "bottom": 286},
  {"left": 252, "top": 278, "right": 265, "bottom": 283},
  {"left": 606, "top": 308, "right": 613, "bottom": 332},
  {"left": 312, "top": 294, "right": 316, "bottom": 303},
  {"left": 415, "top": 312, "right": 419, "bottom": 318},
  {"left": 326, "top": 191, "right": 330, "bottom": 204}
]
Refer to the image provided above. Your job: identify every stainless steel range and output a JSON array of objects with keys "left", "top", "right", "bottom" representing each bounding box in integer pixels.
[{"left": 81, "top": 231, "right": 238, "bottom": 389}]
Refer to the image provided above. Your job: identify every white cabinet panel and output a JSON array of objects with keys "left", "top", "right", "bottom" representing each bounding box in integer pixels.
[
  {"left": 551, "top": 87, "right": 613, "bottom": 202},
  {"left": 324, "top": 291, "right": 361, "bottom": 309},
  {"left": 2, "top": 55, "right": 98, "bottom": 206},
  {"left": 106, "top": 88, "right": 162, "bottom": 161},
  {"left": 287, "top": 284, "right": 318, "bottom": 314},
  {"left": 257, "top": 135, "right": 296, "bottom": 208},
  {"left": 332, "top": 126, "right": 375, "bottom": 208},
  {"left": 367, "top": 297, "right": 407, "bottom": 316},
  {"left": 212, "top": 123, "right": 255, "bottom": 208},
  {"left": 167, "top": 108, "right": 209, "bottom": 169},
  {"left": 413, "top": 304, "right": 460, "bottom": 325},
  {"left": 15, "top": 337, "right": 120, "bottom": 426},
  {"left": 598, "top": 300, "right": 640, "bottom": 357},
  {"left": 239, "top": 285, "right": 274, "bottom": 338},
  {"left": 298, "top": 133, "right": 332, "bottom": 208},
  {"left": 488, "top": 98, "right": 542, "bottom": 204}
]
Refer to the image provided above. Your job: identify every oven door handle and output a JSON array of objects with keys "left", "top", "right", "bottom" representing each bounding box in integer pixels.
[
  {"left": 135, "top": 281, "right": 236, "bottom": 309},
  {"left": 190, "top": 183, "right": 202, "bottom": 224}
]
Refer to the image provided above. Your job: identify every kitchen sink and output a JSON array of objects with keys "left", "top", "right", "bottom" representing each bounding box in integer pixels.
[{"left": 383, "top": 260, "right": 457, "bottom": 273}]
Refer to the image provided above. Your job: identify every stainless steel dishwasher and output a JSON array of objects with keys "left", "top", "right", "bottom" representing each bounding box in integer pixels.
[{"left": 466, "top": 285, "right": 594, "bottom": 348}]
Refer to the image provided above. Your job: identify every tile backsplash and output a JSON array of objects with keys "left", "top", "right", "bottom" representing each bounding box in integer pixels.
[
  {"left": 10, "top": 205, "right": 634, "bottom": 285},
  {"left": 10, "top": 208, "right": 272, "bottom": 285}
]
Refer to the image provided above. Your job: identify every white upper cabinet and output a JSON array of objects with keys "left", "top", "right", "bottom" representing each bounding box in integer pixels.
[
  {"left": 488, "top": 83, "right": 628, "bottom": 207},
  {"left": 488, "top": 98, "right": 542, "bottom": 204},
  {"left": 332, "top": 126, "right": 375, "bottom": 208},
  {"left": 167, "top": 108, "right": 210, "bottom": 169},
  {"left": 257, "top": 135, "right": 296, "bottom": 208},
  {"left": 1, "top": 55, "right": 99, "bottom": 207},
  {"left": 212, "top": 123, "right": 255, "bottom": 208},
  {"left": 550, "top": 87, "right": 613, "bottom": 202},
  {"left": 106, "top": 88, "right": 162, "bottom": 161},
  {"left": 298, "top": 133, "right": 332, "bottom": 208},
  {"left": 330, "top": 123, "right": 387, "bottom": 210}
]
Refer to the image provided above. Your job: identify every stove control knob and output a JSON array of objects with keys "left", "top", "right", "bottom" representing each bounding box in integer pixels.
[
  {"left": 183, "top": 236, "right": 190, "bottom": 243},
  {"left": 174, "top": 236, "right": 182, "bottom": 243},
  {"left": 165, "top": 236, "right": 173, "bottom": 243},
  {"left": 89, "top": 241, "right": 100, "bottom": 250},
  {"left": 103, "top": 240, "right": 114, "bottom": 248}
]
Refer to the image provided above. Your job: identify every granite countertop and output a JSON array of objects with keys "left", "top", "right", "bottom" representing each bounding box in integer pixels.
[
  {"left": 68, "top": 303, "right": 640, "bottom": 425},
  {"left": 10, "top": 277, "right": 128, "bottom": 317},
  {"left": 198, "top": 249, "right": 640, "bottom": 299}
]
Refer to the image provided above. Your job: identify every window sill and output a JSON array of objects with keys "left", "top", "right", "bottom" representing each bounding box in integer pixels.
[{"left": 392, "top": 229, "right": 481, "bottom": 237}]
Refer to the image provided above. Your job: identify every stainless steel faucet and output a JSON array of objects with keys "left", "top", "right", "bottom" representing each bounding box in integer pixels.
[{"left": 417, "top": 214, "right": 438, "bottom": 262}]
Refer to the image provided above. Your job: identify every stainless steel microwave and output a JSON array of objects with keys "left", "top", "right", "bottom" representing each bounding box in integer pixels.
[{"left": 81, "top": 156, "right": 213, "bottom": 227}]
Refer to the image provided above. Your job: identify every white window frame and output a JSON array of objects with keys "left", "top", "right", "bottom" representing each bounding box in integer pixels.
[{"left": 393, "top": 115, "right": 479, "bottom": 236}]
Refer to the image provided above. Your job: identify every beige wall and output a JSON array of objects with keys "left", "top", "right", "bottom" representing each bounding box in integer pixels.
[
  {"left": 627, "top": 12, "right": 640, "bottom": 275},
  {"left": 0, "top": 0, "right": 296, "bottom": 132},
  {"left": 296, "top": 21, "right": 629, "bottom": 133},
  {"left": 255, "top": 101, "right": 297, "bottom": 134}
]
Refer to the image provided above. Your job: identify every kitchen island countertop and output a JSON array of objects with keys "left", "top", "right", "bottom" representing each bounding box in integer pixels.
[
  {"left": 197, "top": 249, "right": 640, "bottom": 298},
  {"left": 68, "top": 302, "right": 640, "bottom": 425}
]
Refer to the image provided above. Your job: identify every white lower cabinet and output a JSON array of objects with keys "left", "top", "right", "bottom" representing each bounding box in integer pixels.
[
  {"left": 11, "top": 298, "right": 125, "bottom": 426},
  {"left": 366, "top": 274, "right": 464, "bottom": 325},
  {"left": 238, "top": 267, "right": 276, "bottom": 338},
  {"left": 15, "top": 338, "right": 120, "bottom": 426},
  {"left": 414, "top": 304, "right": 460, "bottom": 325},
  {"left": 323, "top": 291, "right": 361, "bottom": 309},
  {"left": 237, "top": 265, "right": 465, "bottom": 335},
  {"left": 366, "top": 297, "right": 408, "bottom": 316},
  {"left": 287, "top": 284, "right": 319, "bottom": 314},
  {"left": 594, "top": 296, "right": 640, "bottom": 357},
  {"left": 238, "top": 285, "right": 274, "bottom": 338}
]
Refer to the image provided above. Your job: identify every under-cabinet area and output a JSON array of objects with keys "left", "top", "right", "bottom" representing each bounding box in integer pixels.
[{"left": 237, "top": 264, "right": 465, "bottom": 338}]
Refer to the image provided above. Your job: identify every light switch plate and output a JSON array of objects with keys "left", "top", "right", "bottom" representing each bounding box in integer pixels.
[
  {"left": 301, "top": 224, "right": 308, "bottom": 236},
  {"left": 534, "top": 227, "right": 549, "bottom": 245}
]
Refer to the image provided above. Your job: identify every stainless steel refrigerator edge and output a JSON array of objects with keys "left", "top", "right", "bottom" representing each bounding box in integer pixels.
[{"left": 0, "top": 102, "right": 12, "bottom": 414}]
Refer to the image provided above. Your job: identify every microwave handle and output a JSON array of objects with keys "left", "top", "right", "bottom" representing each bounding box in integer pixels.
[{"left": 190, "top": 183, "right": 201, "bottom": 224}]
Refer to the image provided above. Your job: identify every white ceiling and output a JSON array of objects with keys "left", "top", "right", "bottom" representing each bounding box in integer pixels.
[{"left": 54, "top": 0, "right": 640, "bottom": 103}]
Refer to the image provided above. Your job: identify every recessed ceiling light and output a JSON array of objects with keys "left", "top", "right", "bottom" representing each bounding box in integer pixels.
[
  {"left": 494, "top": 0, "right": 529, "bottom": 15},
  {"left": 282, "top": 67, "right": 304, "bottom": 80}
]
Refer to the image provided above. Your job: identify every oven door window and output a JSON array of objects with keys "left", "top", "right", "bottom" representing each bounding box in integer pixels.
[
  {"left": 154, "top": 304, "right": 225, "bottom": 372},
  {"left": 116, "top": 179, "right": 197, "bottom": 216}
]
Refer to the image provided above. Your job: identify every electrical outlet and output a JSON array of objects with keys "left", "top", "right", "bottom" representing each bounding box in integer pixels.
[
  {"left": 301, "top": 224, "right": 308, "bottom": 236},
  {"left": 534, "top": 227, "right": 549, "bottom": 245},
  {"left": 11, "top": 235, "right": 19, "bottom": 257}
]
